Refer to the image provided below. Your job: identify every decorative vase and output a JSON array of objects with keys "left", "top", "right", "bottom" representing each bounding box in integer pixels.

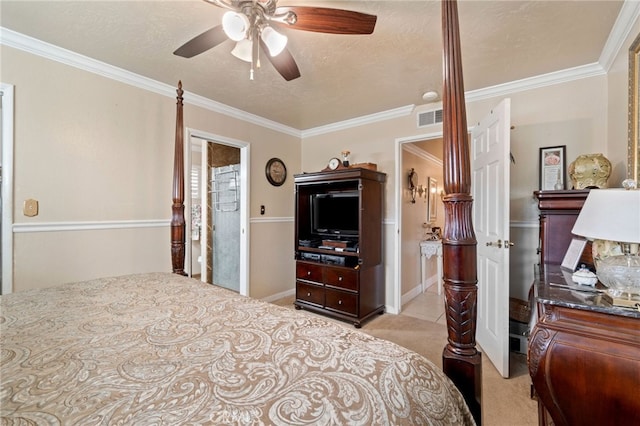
[{"left": 568, "top": 153, "right": 611, "bottom": 189}]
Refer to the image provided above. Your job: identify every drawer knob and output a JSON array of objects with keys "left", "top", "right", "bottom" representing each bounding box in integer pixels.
[
  {"left": 338, "top": 300, "right": 343, "bottom": 305},
  {"left": 338, "top": 276, "right": 343, "bottom": 281},
  {"left": 307, "top": 271, "right": 311, "bottom": 276},
  {"left": 307, "top": 292, "right": 311, "bottom": 297}
]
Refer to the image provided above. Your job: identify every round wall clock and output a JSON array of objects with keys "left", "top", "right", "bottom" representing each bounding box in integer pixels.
[{"left": 265, "top": 157, "right": 287, "bottom": 186}]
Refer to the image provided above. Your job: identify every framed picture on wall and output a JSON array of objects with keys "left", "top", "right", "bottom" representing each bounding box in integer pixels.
[
  {"left": 427, "top": 177, "right": 437, "bottom": 222},
  {"left": 539, "top": 145, "right": 567, "bottom": 190}
]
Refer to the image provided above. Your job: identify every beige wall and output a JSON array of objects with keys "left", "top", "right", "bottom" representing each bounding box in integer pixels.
[
  {"left": 3, "top": 19, "right": 637, "bottom": 302},
  {"left": 301, "top": 60, "right": 631, "bottom": 305},
  {"left": 2, "top": 45, "right": 300, "bottom": 295}
]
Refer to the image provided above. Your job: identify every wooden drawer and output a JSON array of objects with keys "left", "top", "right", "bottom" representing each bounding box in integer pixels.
[
  {"left": 296, "top": 262, "right": 323, "bottom": 283},
  {"left": 296, "top": 281, "right": 324, "bottom": 306},
  {"left": 324, "top": 266, "right": 358, "bottom": 291},
  {"left": 325, "top": 288, "right": 357, "bottom": 316}
]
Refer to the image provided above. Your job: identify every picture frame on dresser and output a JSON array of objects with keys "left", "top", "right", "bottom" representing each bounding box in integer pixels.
[
  {"left": 560, "top": 237, "right": 587, "bottom": 271},
  {"left": 539, "top": 145, "right": 567, "bottom": 190}
]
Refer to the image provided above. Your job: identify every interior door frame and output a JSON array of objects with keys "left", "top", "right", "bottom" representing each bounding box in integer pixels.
[
  {"left": 184, "top": 128, "right": 250, "bottom": 297},
  {"left": 394, "top": 130, "right": 444, "bottom": 314},
  {"left": 1, "top": 83, "right": 14, "bottom": 295},
  {"left": 394, "top": 125, "right": 479, "bottom": 314}
]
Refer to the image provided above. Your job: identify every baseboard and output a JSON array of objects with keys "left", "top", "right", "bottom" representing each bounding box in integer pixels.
[
  {"left": 402, "top": 276, "right": 437, "bottom": 306},
  {"left": 262, "top": 287, "right": 295, "bottom": 303}
]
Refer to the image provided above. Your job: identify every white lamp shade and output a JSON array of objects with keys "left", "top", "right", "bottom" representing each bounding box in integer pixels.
[
  {"left": 231, "top": 39, "right": 253, "bottom": 62},
  {"left": 572, "top": 189, "right": 640, "bottom": 244},
  {"left": 222, "top": 11, "right": 249, "bottom": 42},
  {"left": 261, "top": 26, "right": 287, "bottom": 57}
]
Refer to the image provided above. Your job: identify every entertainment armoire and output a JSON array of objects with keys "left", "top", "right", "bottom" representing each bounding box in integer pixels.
[{"left": 293, "top": 168, "right": 386, "bottom": 328}]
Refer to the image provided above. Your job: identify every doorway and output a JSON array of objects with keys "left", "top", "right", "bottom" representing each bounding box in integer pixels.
[
  {"left": 394, "top": 132, "right": 444, "bottom": 313},
  {"left": 394, "top": 100, "right": 513, "bottom": 377},
  {"left": 1, "top": 83, "right": 14, "bottom": 295},
  {"left": 185, "top": 129, "right": 250, "bottom": 296}
]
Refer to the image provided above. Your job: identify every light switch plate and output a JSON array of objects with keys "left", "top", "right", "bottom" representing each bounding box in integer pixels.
[{"left": 24, "top": 199, "right": 38, "bottom": 217}]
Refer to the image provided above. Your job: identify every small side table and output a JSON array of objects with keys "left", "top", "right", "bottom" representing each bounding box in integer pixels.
[{"left": 420, "top": 240, "right": 443, "bottom": 295}]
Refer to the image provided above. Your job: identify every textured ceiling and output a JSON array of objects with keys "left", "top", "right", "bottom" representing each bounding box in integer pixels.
[{"left": 0, "top": 0, "right": 625, "bottom": 130}]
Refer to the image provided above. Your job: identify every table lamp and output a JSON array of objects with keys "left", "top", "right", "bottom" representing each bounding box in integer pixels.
[{"left": 571, "top": 187, "right": 640, "bottom": 306}]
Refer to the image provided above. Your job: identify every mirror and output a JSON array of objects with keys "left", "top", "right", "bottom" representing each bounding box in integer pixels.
[{"left": 629, "top": 32, "right": 640, "bottom": 183}]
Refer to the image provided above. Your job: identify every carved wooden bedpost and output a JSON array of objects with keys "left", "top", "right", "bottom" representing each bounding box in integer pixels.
[
  {"left": 441, "top": 1, "right": 482, "bottom": 423},
  {"left": 171, "top": 81, "right": 187, "bottom": 275}
]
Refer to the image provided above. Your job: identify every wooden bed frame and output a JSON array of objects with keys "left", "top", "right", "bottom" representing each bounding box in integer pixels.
[{"left": 169, "top": 1, "right": 482, "bottom": 423}]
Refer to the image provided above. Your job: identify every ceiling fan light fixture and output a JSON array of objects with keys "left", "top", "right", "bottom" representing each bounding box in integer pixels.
[
  {"left": 261, "top": 26, "right": 287, "bottom": 57},
  {"left": 222, "top": 11, "right": 250, "bottom": 41},
  {"left": 231, "top": 39, "right": 253, "bottom": 62}
]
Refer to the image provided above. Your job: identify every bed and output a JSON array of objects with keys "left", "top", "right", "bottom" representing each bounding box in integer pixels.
[
  {"left": 2, "top": 1, "right": 482, "bottom": 424},
  {"left": 1, "top": 272, "right": 474, "bottom": 424}
]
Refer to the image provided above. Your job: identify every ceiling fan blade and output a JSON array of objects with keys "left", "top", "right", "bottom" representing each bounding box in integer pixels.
[
  {"left": 273, "top": 6, "right": 377, "bottom": 35},
  {"left": 260, "top": 40, "right": 301, "bottom": 81},
  {"left": 174, "top": 25, "right": 227, "bottom": 58}
]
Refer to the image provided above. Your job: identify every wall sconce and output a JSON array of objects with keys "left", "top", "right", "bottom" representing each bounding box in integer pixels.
[
  {"left": 416, "top": 185, "right": 425, "bottom": 198},
  {"left": 408, "top": 168, "right": 418, "bottom": 204}
]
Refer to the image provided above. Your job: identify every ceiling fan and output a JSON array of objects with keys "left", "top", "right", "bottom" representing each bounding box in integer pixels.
[{"left": 173, "top": 0, "right": 377, "bottom": 81}]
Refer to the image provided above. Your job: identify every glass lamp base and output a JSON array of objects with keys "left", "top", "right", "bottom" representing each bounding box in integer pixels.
[{"left": 596, "top": 253, "right": 640, "bottom": 298}]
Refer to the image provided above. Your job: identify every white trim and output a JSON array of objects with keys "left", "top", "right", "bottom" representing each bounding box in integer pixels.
[
  {"left": 403, "top": 143, "right": 444, "bottom": 166},
  {"left": 510, "top": 220, "right": 539, "bottom": 229},
  {"left": 402, "top": 284, "right": 424, "bottom": 307},
  {"left": 261, "top": 287, "right": 295, "bottom": 303},
  {"left": 394, "top": 132, "right": 445, "bottom": 314},
  {"left": 401, "top": 278, "right": 437, "bottom": 307},
  {"left": 13, "top": 219, "right": 169, "bottom": 233},
  {"left": 300, "top": 105, "right": 415, "bottom": 138},
  {"left": 2, "top": 3, "right": 636, "bottom": 138},
  {"left": 0, "top": 27, "right": 301, "bottom": 138},
  {"left": 250, "top": 216, "right": 294, "bottom": 223},
  {"left": 599, "top": 0, "right": 640, "bottom": 71},
  {"left": 1, "top": 83, "right": 14, "bottom": 295},
  {"left": 465, "top": 63, "right": 606, "bottom": 103}
]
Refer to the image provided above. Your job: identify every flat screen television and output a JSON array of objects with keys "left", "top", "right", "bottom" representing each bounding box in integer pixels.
[{"left": 311, "top": 191, "right": 359, "bottom": 237}]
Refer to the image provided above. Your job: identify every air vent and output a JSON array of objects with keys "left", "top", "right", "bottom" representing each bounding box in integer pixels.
[{"left": 417, "top": 109, "right": 443, "bottom": 127}]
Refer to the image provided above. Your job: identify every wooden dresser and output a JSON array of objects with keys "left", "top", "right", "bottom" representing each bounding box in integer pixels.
[
  {"left": 530, "top": 191, "right": 640, "bottom": 425},
  {"left": 534, "top": 189, "right": 590, "bottom": 265}
]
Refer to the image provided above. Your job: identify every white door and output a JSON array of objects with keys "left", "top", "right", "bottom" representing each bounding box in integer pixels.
[{"left": 472, "top": 98, "right": 511, "bottom": 378}]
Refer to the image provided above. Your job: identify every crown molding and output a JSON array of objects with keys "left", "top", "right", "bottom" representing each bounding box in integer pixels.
[
  {"left": 0, "top": 27, "right": 301, "bottom": 138},
  {"left": 464, "top": 62, "right": 606, "bottom": 103},
  {"left": 403, "top": 143, "right": 444, "bottom": 167},
  {"left": 599, "top": 0, "right": 640, "bottom": 71},
  {"left": 3, "top": 0, "right": 637, "bottom": 139},
  {"left": 300, "top": 105, "right": 415, "bottom": 138}
]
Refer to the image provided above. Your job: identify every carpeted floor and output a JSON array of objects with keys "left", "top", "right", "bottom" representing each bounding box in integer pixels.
[{"left": 272, "top": 295, "right": 538, "bottom": 425}]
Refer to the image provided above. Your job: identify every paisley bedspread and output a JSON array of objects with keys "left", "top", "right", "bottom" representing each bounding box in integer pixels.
[{"left": 1, "top": 273, "right": 474, "bottom": 425}]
